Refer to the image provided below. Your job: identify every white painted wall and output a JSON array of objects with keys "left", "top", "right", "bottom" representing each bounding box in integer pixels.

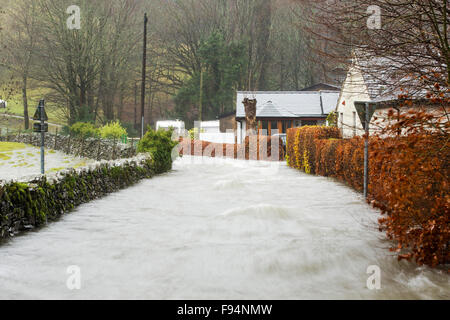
[
  {"left": 199, "top": 132, "right": 236, "bottom": 144},
  {"left": 199, "top": 120, "right": 220, "bottom": 133},
  {"left": 156, "top": 120, "right": 185, "bottom": 137},
  {"left": 336, "top": 66, "right": 372, "bottom": 138}
]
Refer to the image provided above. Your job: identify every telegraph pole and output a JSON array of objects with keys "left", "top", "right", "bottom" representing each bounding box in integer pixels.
[
  {"left": 141, "top": 13, "right": 148, "bottom": 138},
  {"left": 134, "top": 82, "right": 137, "bottom": 130},
  {"left": 199, "top": 63, "right": 203, "bottom": 123}
]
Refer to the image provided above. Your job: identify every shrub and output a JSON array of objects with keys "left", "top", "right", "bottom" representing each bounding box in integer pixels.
[
  {"left": 371, "top": 133, "right": 449, "bottom": 267},
  {"left": 99, "top": 121, "right": 127, "bottom": 140},
  {"left": 286, "top": 122, "right": 449, "bottom": 267},
  {"left": 287, "top": 126, "right": 341, "bottom": 174},
  {"left": 70, "top": 122, "right": 99, "bottom": 139},
  {"left": 137, "top": 128, "right": 179, "bottom": 173}
]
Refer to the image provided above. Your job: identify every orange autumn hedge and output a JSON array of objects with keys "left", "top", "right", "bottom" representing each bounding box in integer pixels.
[
  {"left": 178, "top": 136, "right": 284, "bottom": 161},
  {"left": 287, "top": 126, "right": 449, "bottom": 267}
]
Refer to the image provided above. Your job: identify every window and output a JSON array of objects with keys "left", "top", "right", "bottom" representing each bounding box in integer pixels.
[
  {"left": 260, "top": 121, "right": 268, "bottom": 135},
  {"left": 270, "top": 121, "right": 278, "bottom": 135},
  {"left": 302, "top": 120, "right": 317, "bottom": 127}
]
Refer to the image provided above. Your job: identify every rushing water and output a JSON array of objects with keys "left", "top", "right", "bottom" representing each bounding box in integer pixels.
[{"left": 0, "top": 156, "right": 448, "bottom": 299}]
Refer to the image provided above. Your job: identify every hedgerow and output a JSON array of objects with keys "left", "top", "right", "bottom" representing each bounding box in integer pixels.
[{"left": 287, "top": 122, "right": 449, "bottom": 267}]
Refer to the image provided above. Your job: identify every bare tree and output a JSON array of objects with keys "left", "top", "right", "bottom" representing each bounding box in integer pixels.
[
  {"left": 296, "top": 0, "right": 450, "bottom": 94},
  {"left": 0, "top": 0, "right": 39, "bottom": 129}
]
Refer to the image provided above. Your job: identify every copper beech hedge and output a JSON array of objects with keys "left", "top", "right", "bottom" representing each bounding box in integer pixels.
[
  {"left": 178, "top": 136, "right": 284, "bottom": 161},
  {"left": 287, "top": 126, "right": 449, "bottom": 267}
]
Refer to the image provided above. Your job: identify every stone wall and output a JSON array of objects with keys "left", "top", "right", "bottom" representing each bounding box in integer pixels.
[
  {"left": 0, "top": 132, "right": 136, "bottom": 160},
  {"left": 0, "top": 154, "right": 159, "bottom": 241}
]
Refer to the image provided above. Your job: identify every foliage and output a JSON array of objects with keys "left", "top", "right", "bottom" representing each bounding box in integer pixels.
[
  {"left": 70, "top": 122, "right": 99, "bottom": 139},
  {"left": 137, "top": 128, "right": 179, "bottom": 173},
  {"left": 188, "top": 128, "right": 205, "bottom": 140},
  {"left": 326, "top": 111, "right": 338, "bottom": 127},
  {"left": 174, "top": 31, "right": 248, "bottom": 126},
  {"left": 287, "top": 126, "right": 341, "bottom": 173},
  {"left": 370, "top": 95, "right": 449, "bottom": 267},
  {"left": 286, "top": 112, "right": 449, "bottom": 267},
  {"left": 99, "top": 121, "right": 127, "bottom": 140}
]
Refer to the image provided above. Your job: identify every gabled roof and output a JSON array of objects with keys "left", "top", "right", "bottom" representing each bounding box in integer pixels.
[
  {"left": 352, "top": 50, "right": 431, "bottom": 101},
  {"left": 236, "top": 91, "right": 340, "bottom": 118},
  {"left": 256, "top": 101, "right": 298, "bottom": 118},
  {"left": 300, "top": 83, "right": 341, "bottom": 92}
]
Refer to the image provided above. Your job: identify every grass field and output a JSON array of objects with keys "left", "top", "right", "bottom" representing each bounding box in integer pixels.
[
  {"left": 0, "top": 114, "right": 61, "bottom": 134},
  {"left": 0, "top": 87, "right": 66, "bottom": 125}
]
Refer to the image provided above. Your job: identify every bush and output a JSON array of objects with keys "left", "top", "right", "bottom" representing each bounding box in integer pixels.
[
  {"left": 100, "top": 121, "right": 127, "bottom": 140},
  {"left": 137, "top": 128, "right": 179, "bottom": 173},
  {"left": 287, "top": 126, "right": 341, "bottom": 174},
  {"left": 286, "top": 124, "right": 449, "bottom": 267},
  {"left": 371, "top": 134, "right": 449, "bottom": 267},
  {"left": 70, "top": 122, "right": 99, "bottom": 139}
]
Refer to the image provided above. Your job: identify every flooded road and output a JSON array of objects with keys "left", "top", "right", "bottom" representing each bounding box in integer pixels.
[{"left": 0, "top": 156, "right": 448, "bottom": 299}]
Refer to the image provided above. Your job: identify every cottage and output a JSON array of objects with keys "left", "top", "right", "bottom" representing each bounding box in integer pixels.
[
  {"left": 335, "top": 51, "right": 446, "bottom": 138},
  {"left": 235, "top": 91, "right": 340, "bottom": 143}
]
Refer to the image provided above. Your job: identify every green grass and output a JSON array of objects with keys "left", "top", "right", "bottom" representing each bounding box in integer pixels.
[
  {"left": 0, "top": 142, "right": 26, "bottom": 152},
  {"left": 0, "top": 153, "right": 11, "bottom": 160},
  {"left": 0, "top": 87, "right": 66, "bottom": 125},
  {"left": 0, "top": 114, "right": 62, "bottom": 134},
  {"left": 47, "top": 167, "right": 66, "bottom": 173}
]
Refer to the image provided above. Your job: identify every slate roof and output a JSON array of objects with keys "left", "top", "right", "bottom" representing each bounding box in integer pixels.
[
  {"left": 300, "top": 83, "right": 341, "bottom": 92},
  {"left": 236, "top": 91, "right": 340, "bottom": 119},
  {"left": 353, "top": 50, "right": 432, "bottom": 100}
]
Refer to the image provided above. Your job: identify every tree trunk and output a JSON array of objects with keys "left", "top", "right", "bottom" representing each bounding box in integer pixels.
[{"left": 22, "top": 76, "right": 29, "bottom": 130}]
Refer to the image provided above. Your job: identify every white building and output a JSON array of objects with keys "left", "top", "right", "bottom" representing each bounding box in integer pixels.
[
  {"left": 156, "top": 120, "right": 185, "bottom": 137},
  {"left": 197, "top": 120, "right": 235, "bottom": 144},
  {"left": 336, "top": 51, "right": 434, "bottom": 138}
]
